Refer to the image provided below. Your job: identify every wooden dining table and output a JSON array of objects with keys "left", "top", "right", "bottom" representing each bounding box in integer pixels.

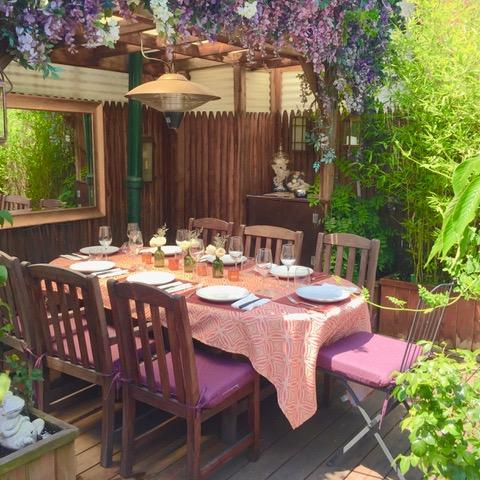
[{"left": 52, "top": 251, "right": 371, "bottom": 429}]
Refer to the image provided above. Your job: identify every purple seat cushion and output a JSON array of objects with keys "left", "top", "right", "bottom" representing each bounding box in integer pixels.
[
  {"left": 139, "top": 350, "right": 255, "bottom": 409},
  {"left": 317, "top": 332, "right": 421, "bottom": 388}
]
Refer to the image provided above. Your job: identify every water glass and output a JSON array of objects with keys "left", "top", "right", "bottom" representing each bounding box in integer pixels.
[
  {"left": 293, "top": 266, "right": 312, "bottom": 288},
  {"left": 228, "top": 236, "right": 243, "bottom": 271},
  {"left": 98, "top": 225, "right": 112, "bottom": 259},
  {"left": 255, "top": 248, "right": 273, "bottom": 276},
  {"left": 280, "top": 243, "right": 296, "bottom": 283}
]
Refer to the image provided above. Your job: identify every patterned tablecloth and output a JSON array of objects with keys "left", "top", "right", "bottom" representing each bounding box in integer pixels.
[{"left": 52, "top": 253, "right": 371, "bottom": 428}]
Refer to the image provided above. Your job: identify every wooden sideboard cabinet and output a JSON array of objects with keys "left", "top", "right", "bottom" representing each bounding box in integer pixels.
[{"left": 246, "top": 194, "right": 326, "bottom": 266}]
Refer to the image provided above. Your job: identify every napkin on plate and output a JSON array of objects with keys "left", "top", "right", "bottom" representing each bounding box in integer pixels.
[{"left": 231, "top": 293, "right": 271, "bottom": 311}]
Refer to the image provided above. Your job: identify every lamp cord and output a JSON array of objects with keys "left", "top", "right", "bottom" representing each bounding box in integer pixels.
[
  {"left": 140, "top": 35, "right": 175, "bottom": 72},
  {"left": 0, "top": 70, "right": 13, "bottom": 93}
]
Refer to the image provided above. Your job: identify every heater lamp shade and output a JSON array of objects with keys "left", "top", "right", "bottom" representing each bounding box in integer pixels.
[{"left": 125, "top": 73, "right": 220, "bottom": 112}]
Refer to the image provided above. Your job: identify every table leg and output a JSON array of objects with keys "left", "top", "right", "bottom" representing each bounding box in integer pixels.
[{"left": 221, "top": 403, "right": 238, "bottom": 444}]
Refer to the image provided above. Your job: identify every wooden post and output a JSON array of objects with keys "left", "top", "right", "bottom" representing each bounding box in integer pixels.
[
  {"left": 270, "top": 69, "right": 282, "bottom": 113},
  {"left": 126, "top": 52, "right": 143, "bottom": 224},
  {"left": 233, "top": 64, "right": 246, "bottom": 114}
]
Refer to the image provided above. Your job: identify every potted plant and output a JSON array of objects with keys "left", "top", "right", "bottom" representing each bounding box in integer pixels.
[
  {"left": 392, "top": 343, "right": 480, "bottom": 480},
  {"left": 0, "top": 209, "right": 78, "bottom": 479}
]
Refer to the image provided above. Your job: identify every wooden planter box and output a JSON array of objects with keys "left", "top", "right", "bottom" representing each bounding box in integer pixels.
[
  {"left": 0, "top": 408, "right": 78, "bottom": 479},
  {"left": 378, "top": 277, "right": 480, "bottom": 350}
]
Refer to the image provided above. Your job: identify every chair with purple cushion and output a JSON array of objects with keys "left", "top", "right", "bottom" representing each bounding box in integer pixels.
[
  {"left": 318, "top": 283, "right": 453, "bottom": 480},
  {"left": 107, "top": 279, "right": 260, "bottom": 479},
  {"left": 24, "top": 263, "right": 124, "bottom": 468}
]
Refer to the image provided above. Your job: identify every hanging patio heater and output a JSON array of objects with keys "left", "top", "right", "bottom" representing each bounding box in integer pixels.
[{"left": 125, "top": 72, "right": 221, "bottom": 129}]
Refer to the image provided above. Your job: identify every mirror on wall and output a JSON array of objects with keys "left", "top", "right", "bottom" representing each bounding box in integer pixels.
[{"left": 0, "top": 95, "right": 105, "bottom": 228}]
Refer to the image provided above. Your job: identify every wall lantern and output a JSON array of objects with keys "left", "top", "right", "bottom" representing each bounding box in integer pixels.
[
  {"left": 125, "top": 73, "right": 220, "bottom": 129},
  {"left": 0, "top": 73, "right": 7, "bottom": 144}
]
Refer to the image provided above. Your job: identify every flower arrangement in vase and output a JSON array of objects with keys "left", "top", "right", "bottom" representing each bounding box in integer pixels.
[
  {"left": 180, "top": 230, "right": 202, "bottom": 273},
  {"left": 206, "top": 234, "right": 227, "bottom": 278},
  {"left": 149, "top": 224, "right": 168, "bottom": 268}
]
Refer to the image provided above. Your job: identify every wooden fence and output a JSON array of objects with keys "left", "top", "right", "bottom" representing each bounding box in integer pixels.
[{"left": 0, "top": 105, "right": 317, "bottom": 262}]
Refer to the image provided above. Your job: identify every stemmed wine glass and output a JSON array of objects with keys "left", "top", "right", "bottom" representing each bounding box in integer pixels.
[
  {"left": 280, "top": 243, "right": 296, "bottom": 283},
  {"left": 228, "top": 236, "right": 244, "bottom": 271},
  {"left": 255, "top": 248, "right": 273, "bottom": 276},
  {"left": 176, "top": 229, "right": 189, "bottom": 246},
  {"left": 99, "top": 226, "right": 112, "bottom": 260},
  {"left": 190, "top": 238, "right": 205, "bottom": 262},
  {"left": 127, "top": 223, "right": 139, "bottom": 255}
]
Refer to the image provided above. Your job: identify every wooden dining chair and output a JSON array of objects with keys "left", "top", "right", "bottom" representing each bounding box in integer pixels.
[
  {"left": 107, "top": 279, "right": 260, "bottom": 479},
  {"left": 40, "top": 198, "right": 64, "bottom": 209},
  {"left": 0, "top": 251, "right": 35, "bottom": 355},
  {"left": 3, "top": 195, "right": 31, "bottom": 211},
  {"left": 239, "top": 225, "right": 304, "bottom": 264},
  {"left": 188, "top": 217, "right": 235, "bottom": 245},
  {"left": 23, "top": 263, "right": 120, "bottom": 467},
  {"left": 314, "top": 233, "right": 380, "bottom": 296}
]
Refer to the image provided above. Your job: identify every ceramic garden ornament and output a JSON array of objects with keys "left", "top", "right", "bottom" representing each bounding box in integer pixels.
[
  {"left": 272, "top": 146, "right": 290, "bottom": 192},
  {"left": 0, "top": 391, "right": 44, "bottom": 450}
]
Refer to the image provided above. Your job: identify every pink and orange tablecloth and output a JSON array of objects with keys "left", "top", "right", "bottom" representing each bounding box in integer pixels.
[{"left": 52, "top": 253, "right": 371, "bottom": 428}]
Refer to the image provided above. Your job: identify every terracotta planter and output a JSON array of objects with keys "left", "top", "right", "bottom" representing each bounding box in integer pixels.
[
  {"left": 0, "top": 408, "right": 78, "bottom": 479},
  {"left": 378, "top": 277, "right": 480, "bottom": 350}
]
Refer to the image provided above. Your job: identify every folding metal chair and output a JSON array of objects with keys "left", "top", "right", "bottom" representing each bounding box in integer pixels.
[{"left": 317, "top": 283, "right": 453, "bottom": 479}]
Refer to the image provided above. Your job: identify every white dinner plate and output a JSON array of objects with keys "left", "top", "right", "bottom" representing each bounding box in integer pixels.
[
  {"left": 204, "top": 254, "right": 248, "bottom": 266},
  {"left": 79, "top": 246, "right": 119, "bottom": 256},
  {"left": 161, "top": 245, "right": 182, "bottom": 256},
  {"left": 196, "top": 285, "right": 249, "bottom": 303},
  {"left": 70, "top": 261, "right": 115, "bottom": 273},
  {"left": 127, "top": 271, "right": 176, "bottom": 285},
  {"left": 270, "top": 265, "right": 313, "bottom": 279},
  {"left": 296, "top": 284, "right": 350, "bottom": 303}
]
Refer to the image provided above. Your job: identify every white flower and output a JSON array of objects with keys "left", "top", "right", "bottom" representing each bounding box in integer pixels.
[
  {"left": 206, "top": 245, "right": 216, "bottom": 256},
  {"left": 179, "top": 240, "right": 191, "bottom": 251},
  {"left": 215, "top": 248, "right": 226, "bottom": 258},
  {"left": 150, "top": 236, "right": 167, "bottom": 248},
  {"left": 150, "top": 0, "right": 175, "bottom": 38},
  {"left": 237, "top": 0, "right": 258, "bottom": 19}
]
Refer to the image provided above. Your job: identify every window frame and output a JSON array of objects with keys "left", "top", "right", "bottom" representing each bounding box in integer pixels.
[{"left": 1, "top": 94, "right": 106, "bottom": 229}]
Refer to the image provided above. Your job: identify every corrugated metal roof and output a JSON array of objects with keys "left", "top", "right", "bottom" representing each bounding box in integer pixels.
[
  {"left": 281, "top": 71, "right": 313, "bottom": 113},
  {"left": 190, "top": 66, "right": 234, "bottom": 112},
  {"left": 246, "top": 70, "right": 270, "bottom": 112},
  {"left": 5, "top": 62, "right": 129, "bottom": 103}
]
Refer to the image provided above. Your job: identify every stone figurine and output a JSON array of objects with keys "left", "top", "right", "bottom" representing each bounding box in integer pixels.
[
  {"left": 0, "top": 391, "right": 44, "bottom": 450},
  {"left": 287, "top": 170, "right": 310, "bottom": 194},
  {"left": 272, "top": 146, "right": 290, "bottom": 192}
]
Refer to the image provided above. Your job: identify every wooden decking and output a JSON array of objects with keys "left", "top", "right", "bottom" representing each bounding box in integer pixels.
[{"left": 53, "top": 383, "right": 422, "bottom": 480}]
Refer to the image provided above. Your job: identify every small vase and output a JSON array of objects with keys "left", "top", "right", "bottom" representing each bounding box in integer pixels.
[
  {"left": 183, "top": 250, "right": 196, "bottom": 273},
  {"left": 212, "top": 257, "right": 224, "bottom": 278},
  {"left": 154, "top": 247, "right": 165, "bottom": 268}
]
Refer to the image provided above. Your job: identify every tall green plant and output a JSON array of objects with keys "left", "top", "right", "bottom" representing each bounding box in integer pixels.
[{"left": 344, "top": 0, "right": 480, "bottom": 283}]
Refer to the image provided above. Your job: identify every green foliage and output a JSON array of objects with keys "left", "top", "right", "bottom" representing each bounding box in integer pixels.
[
  {"left": 347, "top": 0, "right": 480, "bottom": 283},
  {"left": 0, "top": 210, "right": 12, "bottom": 227},
  {"left": 0, "top": 109, "right": 76, "bottom": 207},
  {"left": 324, "top": 184, "right": 394, "bottom": 276},
  {"left": 393, "top": 344, "right": 480, "bottom": 480},
  {"left": 5, "top": 353, "right": 42, "bottom": 408}
]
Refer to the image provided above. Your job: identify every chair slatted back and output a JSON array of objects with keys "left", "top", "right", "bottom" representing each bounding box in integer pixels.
[
  {"left": 240, "top": 225, "right": 304, "bottom": 264},
  {"left": 3, "top": 195, "right": 31, "bottom": 211},
  {"left": 0, "top": 251, "right": 34, "bottom": 348},
  {"left": 107, "top": 280, "right": 200, "bottom": 407},
  {"left": 400, "top": 282, "right": 454, "bottom": 372},
  {"left": 314, "top": 233, "right": 380, "bottom": 295},
  {"left": 25, "top": 264, "right": 112, "bottom": 373},
  {"left": 188, "top": 217, "right": 234, "bottom": 246},
  {"left": 40, "top": 199, "right": 64, "bottom": 209}
]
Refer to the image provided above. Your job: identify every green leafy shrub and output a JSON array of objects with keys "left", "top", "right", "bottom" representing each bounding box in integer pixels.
[
  {"left": 324, "top": 184, "right": 394, "bottom": 276},
  {"left": 393, "top": 344, "right": 480, "bottom": 480},
  {"left": 344, "top": 0, "right": 480, "bottom": 283}
]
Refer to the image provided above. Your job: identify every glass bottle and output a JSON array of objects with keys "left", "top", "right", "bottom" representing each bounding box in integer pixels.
[
  {"left": 212, "top": 256, "right": 224, "bottom": 278},
  {"left": 154, "top": 247, "right": 165, "bottom": 268}
]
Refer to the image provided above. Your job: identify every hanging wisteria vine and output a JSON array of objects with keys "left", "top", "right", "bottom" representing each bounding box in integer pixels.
[{"left": 0, "top": 0, "right": 401, "bottom": 112}]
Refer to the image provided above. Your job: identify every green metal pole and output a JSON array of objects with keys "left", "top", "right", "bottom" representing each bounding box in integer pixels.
[{"left": 126, "top": 52, "right": 143, "bottom": 224}]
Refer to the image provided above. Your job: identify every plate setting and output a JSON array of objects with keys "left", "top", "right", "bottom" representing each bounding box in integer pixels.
[
  {"left": 296, "top": 284, "right": 350, "bottom": 303},
  {"left": 79, "top": 246, "right": 120, "bottom": 256},
  {"left": 126, "top": 271, "right": 176, "bottom": 285},
  {"left": 203, "top": 254, "right": 248, "bottom": 266},
  {"left": 70, "top": 261, "right": 116, "bottom": 273},
  {"left": 196, "top": 285, "right": 249, "bottom": 303}
]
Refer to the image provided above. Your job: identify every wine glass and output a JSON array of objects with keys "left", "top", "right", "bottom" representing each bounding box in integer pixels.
[
  {"left": 176, "top": 229, "right": 189, "bottom": 246},
  {"left": 255, "top": 248, "right": 273, "bottom": 276},
  {"left": 190, "top": 238, "right": 205, "bottom": 262},
  {"left": 133, "top": 230, "right": 144, "bottom": 255},
  {"left": 280, "top": 243, "right": 296, "bottom": 283},
  {"left": 98, "top": 226, "right": 112, "bottom": 259},
  {"left": 127, "top": 223, "right": 139, "bottom": 255},
  {"left": 228, "top": 236, "right": 244, "bottom": 271}
]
